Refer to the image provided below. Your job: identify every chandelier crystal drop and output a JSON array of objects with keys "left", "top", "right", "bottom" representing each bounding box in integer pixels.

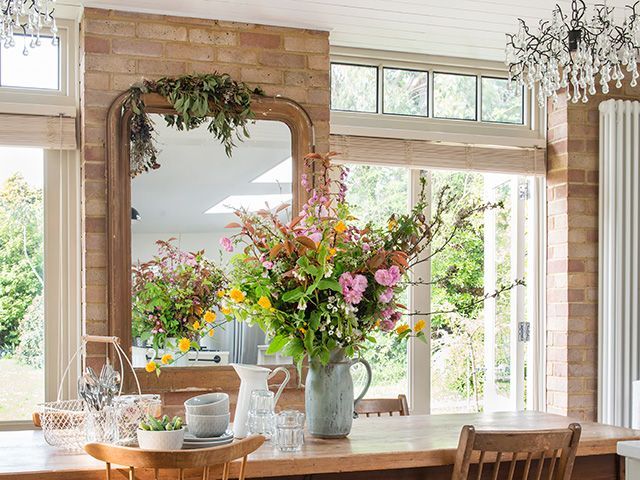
[
  {"left": 0, "top": 0, "right": 58, "bottom": 55},
  {"left": 506, "top": 0, "right": 640, "bottom": 106}
]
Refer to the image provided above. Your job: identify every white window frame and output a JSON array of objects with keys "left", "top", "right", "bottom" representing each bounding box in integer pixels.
[
  {"left": 0, "top": 15, "right": 79, "bottom": 117},
  {"left": 330, "top": 47, "right": 545, "bottom": 149},
  {"left": 0, "top": 6, "right": 81, "bottom": 429}
]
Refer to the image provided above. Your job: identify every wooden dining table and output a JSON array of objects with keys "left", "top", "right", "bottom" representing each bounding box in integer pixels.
[{"left": 1, "top": 411, "right": 638, "bottom": 480}]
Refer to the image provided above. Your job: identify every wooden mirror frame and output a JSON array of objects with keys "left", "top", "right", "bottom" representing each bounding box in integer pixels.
[{"left": 105, "top": 92, "right": 315, "bottom": 354}]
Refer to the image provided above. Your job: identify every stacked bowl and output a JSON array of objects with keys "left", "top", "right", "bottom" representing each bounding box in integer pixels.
[{"left": 183, "top": 393, "right": 231, "bottom": 446}]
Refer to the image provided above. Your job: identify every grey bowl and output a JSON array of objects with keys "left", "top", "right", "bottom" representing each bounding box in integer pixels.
[
  {"left": 186, "top": 412, "right": 230, "bottom": 438},
  {"left": 184, "top": 392, "right": 229, "bottom": 415}
]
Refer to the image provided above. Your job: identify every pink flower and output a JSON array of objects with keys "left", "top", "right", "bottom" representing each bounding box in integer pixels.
[
  {"left": 379, "top": 287, "right": 394, "bottom": 304},
  {"left": 374, "top": 265, "right": 401, "bottom": 287},
  {"left": 339, "top": 272, "right": 368, "bottom": 304},
  {"left": 262, "top": 260, "right": 274, "bottom": 270},
  {"left": 362, "top": 243, "right": 371, "bottom": 252},
  {"left": 219, "top": 237, "right": 233, "bottom": 253},
  {"left": 379, "top": 308, "right": 402, "bottom": 331},
  {"left": 308, "top": 231, "right": 323, "bottom": 244}
]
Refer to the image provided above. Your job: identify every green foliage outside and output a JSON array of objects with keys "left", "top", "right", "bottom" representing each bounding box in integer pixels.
[
  {"left": 0, "top": 174, "right": 44, "bottom": 355},
  {"left": 15, "top": 294, "right": 44, "bottom": 368}
]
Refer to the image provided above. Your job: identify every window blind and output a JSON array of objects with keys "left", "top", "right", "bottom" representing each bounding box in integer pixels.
[
  {"left": 0, "top": 114, "right": 76, "bottom": 149},
  {"left": 330, "top": 134, "right": 546, "bottom": 176}
]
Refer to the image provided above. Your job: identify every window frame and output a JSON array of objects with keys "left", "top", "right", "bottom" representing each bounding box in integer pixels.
[
  {"left": 381, "top": 66, "right": 430, "bottom": 118},
  {"left": 0, "top": 18, "right": 77, "bottom": 117},
  {"left": 330, "top": 48, "right": 545, "bottom": 149},
  {"left": 480, "top": 75, "right": 525, "bottom": 126},
  {"left": 431, "top": 70, "right": 478, "bottom": 122},
  {"left": 330, "top": 61, "right": 379, "bottom": 114}
]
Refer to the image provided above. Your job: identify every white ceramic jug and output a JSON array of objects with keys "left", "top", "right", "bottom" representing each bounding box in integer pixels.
[{"left": 231, "top": 364, "right": 291, "bottom": 438}]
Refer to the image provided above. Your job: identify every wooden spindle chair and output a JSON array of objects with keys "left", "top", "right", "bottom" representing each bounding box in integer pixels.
[
  {"left": 451, "top": 423, "right": 581, "bottom": 480},
  {"left": 355, "top": 394, "right": 409, "bottom": 417},
  {"left": 84, "top": 435, "right": 264, "bottom": 480}
]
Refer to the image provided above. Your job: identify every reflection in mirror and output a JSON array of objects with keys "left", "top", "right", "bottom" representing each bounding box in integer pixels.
[{"left": 130, "top": 114, "right": 292, "bottom": 368}]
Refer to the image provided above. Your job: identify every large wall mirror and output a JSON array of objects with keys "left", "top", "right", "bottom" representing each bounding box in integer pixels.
[{"left": 106, "top": 93, "right": 314, "bottom": 370}]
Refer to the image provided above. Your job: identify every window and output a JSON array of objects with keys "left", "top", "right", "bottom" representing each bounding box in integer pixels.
[
  {"left": 383, "top": 68, "right": 428, "bottom": 117},
  {"left": 0, "top": 147, "right": 44, "bottom": 422},
  {"left": 330, "top": 63, "right": 377, "bottom": 113},
  {"left": 344, "top": 165, "right": 409, "bottom": 397},
  {"left": 433, "top": 72, "right": 477, "bottom": 120},
  {"left": 0, "top": 35, "right": 60, "bottom": 90},
  {"left": 481, "top": 77, "right": 523, "bottom": 124}
]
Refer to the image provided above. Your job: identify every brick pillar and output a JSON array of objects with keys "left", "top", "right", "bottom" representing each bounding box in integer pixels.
[{"left": 546, "top": 94, "right": 599, "bottom": 420}]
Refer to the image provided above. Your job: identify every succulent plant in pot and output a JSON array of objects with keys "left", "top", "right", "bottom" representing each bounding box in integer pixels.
[{"left": 137, "top": 415, "right": 185, "bottom": 451}]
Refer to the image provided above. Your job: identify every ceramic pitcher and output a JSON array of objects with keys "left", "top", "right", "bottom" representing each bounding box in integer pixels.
[
  {"left": 231, "top": 364, "right": 291, "bottom": 438},
  {"left": 305, "top": 349, "right": 372, "bottom": 438}
]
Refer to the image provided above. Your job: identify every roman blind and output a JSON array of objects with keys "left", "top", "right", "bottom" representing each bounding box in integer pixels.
[
  {"left": 0, "top": 114, "right": 77, "bottom": 149},
  {"left": 330, "top": 134, "right": 545, "bottom": 175}
]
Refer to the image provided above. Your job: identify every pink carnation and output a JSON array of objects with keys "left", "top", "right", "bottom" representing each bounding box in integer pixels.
[
  {"left": 339, "top": 272, "right": 368, "bottom": 305},
  {"left": 379, "top": 287, "right": 394, "bottom": 304},
  {"left": 219, "top": 237, "right": 233, "bottom": 253},
  {"left": 374, "top": 265, "right": 401, "bottom": 287}
]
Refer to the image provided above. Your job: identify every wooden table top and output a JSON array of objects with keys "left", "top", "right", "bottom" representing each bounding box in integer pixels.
[{"left": 2, "top": 411, "right": 639, "bottom": 479}]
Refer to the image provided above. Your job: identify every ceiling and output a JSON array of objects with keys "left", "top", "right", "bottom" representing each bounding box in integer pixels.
[
  {"left": 82, "top": 0, "right": 635, "bottom": 62},
  {"left": 131, "top": 117, "right": 291, "bottom": 234}
]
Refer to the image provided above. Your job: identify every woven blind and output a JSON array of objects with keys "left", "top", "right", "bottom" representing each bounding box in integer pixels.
[
  {"left": 330, "top": 134, "right": 546, "bottom": 176},
  {"left": 0, "top": 114, "right": 76, "bottom": 149}
]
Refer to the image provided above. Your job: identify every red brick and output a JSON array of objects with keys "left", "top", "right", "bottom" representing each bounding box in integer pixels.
[
  {"left": 84, "top": 36, "right": 110, "bottom": 54},
  {"left": 112, "top": 38, "right": 163, "bottom": 57},
  {"left": 239, "top": 32, "right": 281, "bottom": 49}
]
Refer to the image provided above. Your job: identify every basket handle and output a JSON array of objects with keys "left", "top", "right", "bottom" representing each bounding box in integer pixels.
[{"left": 56, "top": 335, "right": 142, "bottom": 402}]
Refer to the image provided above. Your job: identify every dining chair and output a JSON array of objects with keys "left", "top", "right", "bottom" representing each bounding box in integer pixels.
[
  {"left": 354, "top": 394, "right": 409, "bottom": 417},
  {"left": 84, "top": 435, "right": 264, "bottom": 480},
  {"left": 451, "top": 423, "right": 581, "bottom": 480}
]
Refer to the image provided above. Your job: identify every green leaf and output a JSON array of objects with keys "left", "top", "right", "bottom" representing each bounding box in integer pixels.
[
  {"left": 303, "top": 328, "right": 314, "bottom": 353},
  {"left": 281, "top": 338, "right": 304, "bottom": 359},
  {"left": 317, "top": 279, "right": 342, "bottom": 292},
  {"left": 266, "top": 334, "right": 289, "bottom": 354},
  {"left": 282, "top": 287, "right": 305, "bottom": 303}
]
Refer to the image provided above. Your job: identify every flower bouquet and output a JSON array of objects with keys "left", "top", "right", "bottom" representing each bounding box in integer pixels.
[{"left": 132, "top": 239, "right": 230, "bottom": 373}]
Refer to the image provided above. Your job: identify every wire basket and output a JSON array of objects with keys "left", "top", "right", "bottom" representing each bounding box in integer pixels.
[{"left": 38, "top": 335, "right": 154, "bottom": 451}]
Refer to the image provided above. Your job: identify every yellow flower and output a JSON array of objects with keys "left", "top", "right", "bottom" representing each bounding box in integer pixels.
[
  {"left": 388, "top": 218, "right": 397, "bottom": 231},
  {"left": 208, "top": 329, "right": 215, "bottom": 337},
  {"left": 178, "top": 337, "right": 191, "bottom": 353},
  {"left": 192, "top": 321, "right": 201, "bottom": 330},
  {"left": 299, "top": 327, "right": 307, "bottom": 335},
  {"left": 334, "top": 220, "right": 347, "bottom": 234},
  {"left": 329, "top": 248, "right": 337, "bottom": 257},
  {"left": 161, "top": 354, "right": 173, "bottom": 365},
  {"left": 145, "top": 361, "right": 157, "bottom": 373},
  {"left": 203, "top": 311, "right": 216, "bottom": 323},
  {"left": 229, "top": 288, "right": 246, "bottom": 303},
  {"left": 258, "top": 296, "right": 272, "bottom": 309},
  {"left": 395, "top": 324, "right": 410, "bottom": 335},
  {"left": 217, "top": 290, "right": 226, "bottom": 298},
  {"left": 414, "top": 319, "right": 426, "bottom": 333},
  {"left": 374, "top": 319, "right": 381, "bottom": 328},
  {"left": 221, "top": 306, "right": 232, "bottom": 315}
]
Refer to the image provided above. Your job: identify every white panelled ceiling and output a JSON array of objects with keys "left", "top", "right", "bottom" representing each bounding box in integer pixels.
[{"left": 81, "top": 0, "right": 635, "bottom": 61}]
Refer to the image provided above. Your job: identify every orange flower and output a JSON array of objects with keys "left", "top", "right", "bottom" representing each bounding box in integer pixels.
[
  {"left": 395, "top": 324, "right": 410, "bottom": 335},
  {"left": 258, "top": 296, "right": 272, "bottom": 309},
  {"left": 178, "top": 337, "right": 191, "bottom": 353},
  {"left": 208, "top": 329, "right": 215, "bottom": 337},
  {"left": 216, "top": 290, "right": 226, "bottom": 298},
  {"left": 203, "top": 311, "right": 217, "bottom": 323},
  {"left": 161, "top": 354, "right": 173, "bottom": 365},
  {"left": 334, "top": 221, "right": 347, "bottom": 234},
  {"left": 221, "top": 306, "right": 232, "bottom": 315},
  {"left": 414, "top": 319, "right": 426, "bottom": 333},
  {"left": 192, "top": 321, "right": 201, "bottom": 330},
  {"left": 145, "top": 361, "right": 157, "bottom": 373},
  {"left": 229, "top": 288, "right": 246, "bottom": 303}
]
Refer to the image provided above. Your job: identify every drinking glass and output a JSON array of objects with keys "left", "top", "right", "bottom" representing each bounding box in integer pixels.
[
  {"left": 247, "top": 389, "right": 276, "bottom": 439},
  {"left": 276, "top": 410, "right": 305, "bottom": 452}
]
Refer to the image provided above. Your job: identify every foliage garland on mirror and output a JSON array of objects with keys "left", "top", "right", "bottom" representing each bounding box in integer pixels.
[{"left": 123, "top": 73, "right": 264, "bottom": 177}]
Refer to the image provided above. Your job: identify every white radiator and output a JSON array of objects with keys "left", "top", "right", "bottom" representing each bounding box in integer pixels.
[{"left": 598, "top": 99, "right": 640, "bottom": 427}]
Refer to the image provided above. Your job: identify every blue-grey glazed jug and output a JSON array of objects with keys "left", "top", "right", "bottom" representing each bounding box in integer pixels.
[{"left": 305, "top": 349, "right": 372, "bottom": 438}]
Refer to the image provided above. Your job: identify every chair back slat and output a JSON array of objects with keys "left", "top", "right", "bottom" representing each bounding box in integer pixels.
[
  {"left": 84, "top": 435, "right": 265, "bottom": 480},
  {"left": 355, "top": 395, "right": 409, "bottom": 417},
  {"left": 451, "top": 424, "right": 581, "bottom": 480}
]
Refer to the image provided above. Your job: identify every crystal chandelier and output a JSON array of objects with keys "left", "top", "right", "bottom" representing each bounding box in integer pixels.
[
  {"left": 506, "top": 0, "right": 640, "bottom": 105},
  {"left": 1, "top": 0, "right": 58, "bottom": 55}
]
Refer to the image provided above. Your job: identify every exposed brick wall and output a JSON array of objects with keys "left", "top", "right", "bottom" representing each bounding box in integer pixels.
[
  {"left": 546, "top": 85, "right": 640, "bottom": 420},
  {"left": 80, "top": 8, "right": 330, "bottom": 344}
]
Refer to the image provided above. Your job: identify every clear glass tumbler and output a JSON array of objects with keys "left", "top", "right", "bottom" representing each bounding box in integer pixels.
[
  {"left": 247, "top": 389, "right": 276, "bottom": 439},
  {"left": 276, "top": 410, "right": 305, "bottom": 452}
]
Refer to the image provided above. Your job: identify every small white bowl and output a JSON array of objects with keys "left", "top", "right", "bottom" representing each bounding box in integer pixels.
[
  {"left": 137, "top": 428, "right": 185, "bottom": 451},
  {"left": 186, "top": 412, "right": 230, "bottom": 438},
  {"left": 184, "top": 393, "right": 229, "bottom": 416}
]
